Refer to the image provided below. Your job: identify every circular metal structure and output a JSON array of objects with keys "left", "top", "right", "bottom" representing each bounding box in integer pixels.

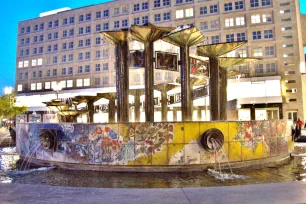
[{"left": 200, "top": 128, "right": 224, "bottom": 152}]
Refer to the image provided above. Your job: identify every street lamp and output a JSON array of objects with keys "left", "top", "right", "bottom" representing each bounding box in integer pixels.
[{"left": 53, "top": 83, "right": 62, "bottom": 100}]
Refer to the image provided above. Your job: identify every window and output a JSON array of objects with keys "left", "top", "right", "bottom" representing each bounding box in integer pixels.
[
  {"left": 53, "top": 44, "right": 58, "bottom": 51},
  {"left": 237, "top": 32, "right": 246, "bottom": 41},
  {"left": 33, "top": 36, "right": 38, "bottom": 43},
  {"left": 24, "top": 60, "right": 29, "bottom": 67},
  {"left": 154, "top": 0, "right": 161, "bottom": 8},
  {"left": 95, "top": 78, "right": 101, "bottom": 85},
  {"left": 69, "top": 17, "right": 74, "bottom": 24},
  {"left": 252, "top": 31, "right": 261, "bottom": 40},
  {"left": 262, "top": 0, "right": 271, "bottom": 6},
  {"left": 53, "top": 69, "right": 57, "bottom": 76},
  {"left": 86, "top": 13, "right": 91, "bottom": 21},
  {"left": 96, "top": 11, "right": 101, "bottom": 19},
  {"left": 122, "top": 6, "right": 128, "bottom": 14},
  {"left": 282, "top": 27, "right": 292, "bottom": 31},
  {"left": 103, "top": 23, "right": 109, "bottom": 30},
  {"left": 32, "top": 59, "right": 37, "bottom": 66},
  {"left": 255, "top": 64, "right": 264, "bottom": 73},
  {"left": 69, "top": 29, "right": 74, "bottom": 36},
  {"left": 95, "top": 64, "right": 101, "bottom": 71},
  {"left": 225, "top": 18, "right": 234, "bottom": 27},
  {"left": 95, "top": 24, "right": 101, "bottom": 32},
  {"left": 264, "top": 30, "right": 273, "bottom": 39},
  {"left": 48, "top": 33, "right": 52, "bottom": 40},
  {"left": 211, "top": 36, "right": 219, "bottom": 44},
  {"left": 262, "top": 14, "right": 272, "bottom": 23},
  {"left": 62, "top": 68, "right": 66, "bottom": 75},
  {"left": 235, "top": 1, "right": 244, "bottom": 9},
  {"left": 155, "top": 14, "right": 161, "bottom": 22},
  {"left": 266, "top": 63, "right": 276, "bottom": 72},
  {"left": 84, "top": 78, "right": 90, "bottom": 86},
  {"left": 238, "top": 49, "right": 247, "bottom": 57},
  {"left": 103, "top": 9, "right": 109, "bottom": 17},
  {"left": 164, "top": 12, "right": 171, "bottom": 21},
  {"left": 210, "top": 5, "right": 218, "bottom": 13},
  {"left": 47, "top": 70, "right": 51, "bottom": 77},
  {"left": 236, "top": 17, "right": 245, "bottom": 26},
  {"left": 211, "top": 20, "right": 219, "bottom": 29},
  {"left": 19, "top": 73, "right": 23, "bottom": 80},
  {"left": 53, "top": 56, "right": 58, "bottom": 64},
  {"left": 78, "top": 40, "right": 83, "bottom": 47},
  {"left": 45, "top": 82, "right": 51, "bottom": 89},
  {"left": 250, "top": 0, "right": 259, "bottom": 7},
  {"left": 78, "top": 53, "right": 83, "bottom": 60},
  {"left": 103, "top": 63, "right": 109, "bottom": 70},
  {"left": 96, "top": 37, "right": 101, "bottom": 45},
  {"left": 17, "top": 85, "right": 22, "bottom": 92},
  {"left": 163, "top": 0, "right": 170, "bottom": 6},
  {"left": 18, "top": 61, "right": 23, "bottom": 68},
  {"left": 253, "top": 48, "right": 263, "bottom": 56},
  {"left": 283, "top": 44, "right": 293, "bottom": 48},
  {"left": 31, "top": 83, "right": 36, "bottom": 91},
  {"left": 78, "top": 66, "right": 83, "bottom": 73},
  {"left": 224, "top": 3, "right": 232, "bottom": 11},
  {"left": 226, "top": 34, "right": 235, "bottom": 42},
  {"left": 68, "top": 67, "right": 73, "bottom": 75},
  {"left": 134, "top": 17, "right": 140, "bottom": 25},
  {"left": 102, "top": 49, "right": 109, "bottom": 57},
  {"left": 62, "top": 55, "right": 67, "bottom": 63},
  {"left": 102, "top": 77, "right": 109, "bottom": 85},
  {"left": 122, "top": 19, "right": 128, "bottom": 27},
  {"left": 114, "top": 21, "right": 120, "bottom": 28},
  {"left": 251, "top": 14, "right": 261, "bottom": 24},
  {"left": 142, "top": 2, "right": 149, "bottom": 10},
  {"left": 265, "top": 46, "right": 274, "bottom": 56},
  {"left": 200, "top": 22, "right": 208, "bottom": 30},
  {"left": 85, "top": 39, "right": 91, "bottom": 46},
  {"left": 54, "top": 32, "right": 58, "bottom": 39},
  {"left": 185, "top": 8, "right": 194, "bottom": 17},
  {"left": 77, "top": 79, "right": 83, "bottom": 87},
  {"left": 200, "top": 6, "right": 207, "bottom": 15},
  {"left": 85, "top": 52, "right": 90, "bottom": 59},
  {"left": 281, "top": 18, "right": 291, "bottom": 22},
  {"left": 142, "top": 16, "right": 149, "bottom": 24},
  {"left": 54, "top": 20, "right": 59, "bottom": 27},
  {"left": 283, "top": 53, "right": 294, "bottom": 57},
  {"left": 36, "top": 83, "right": 42, "bottom": 90},
  {"left": 282, "top": 35, "right": 292, "bottom": 39},
  {"left": 176, "top": 10, "right": 184, "bottom": 19},
  {"left": 39, "top": 47, "right": 43, "bottom": 54},
  {"left": 134, "top": 4, "right": 140, "bottom": 12},
  {"left": 67, "top": 80, "right": 73, "bottom": 88},
  {"left": 96, "top": 50, "right": 101, "bottom": 58},
  {"left": 85, "top": 26, "right": 91, "bottom": 33},
  {"left": 48, "top": 21, "right": 53, "bottom": 28},
  {"left": 85, "top": 65, "right": 90, "bottom": 72},
  {"left": 69, "top": 42, "right": 74, "bottom": 49}
]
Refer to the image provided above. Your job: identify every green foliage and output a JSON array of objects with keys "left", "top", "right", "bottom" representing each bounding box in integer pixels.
[{"left": 0, "top": 93, "right": 27, "bottom": 118}]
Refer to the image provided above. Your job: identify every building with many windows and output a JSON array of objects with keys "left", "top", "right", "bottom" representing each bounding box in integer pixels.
[{"left": 15, "top": 0, "right": 306, "bottom": 122}]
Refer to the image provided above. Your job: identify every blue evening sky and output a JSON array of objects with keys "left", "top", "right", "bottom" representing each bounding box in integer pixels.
[{"left": 0, "top": 0, "right": 305, "bottom": 93}]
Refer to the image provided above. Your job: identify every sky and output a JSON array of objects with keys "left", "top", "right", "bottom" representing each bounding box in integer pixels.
[{"left": 0, "top": 0, "right": 305, "bottom": 93}]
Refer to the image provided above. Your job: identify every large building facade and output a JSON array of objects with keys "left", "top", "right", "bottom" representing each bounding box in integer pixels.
[{"left": 15, "top": 0, "right": 306, "bottom": 122}]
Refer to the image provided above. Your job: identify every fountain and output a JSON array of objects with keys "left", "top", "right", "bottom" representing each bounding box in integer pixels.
[{"left": 15, "top": 24, "right": 293, "bottom": 172}]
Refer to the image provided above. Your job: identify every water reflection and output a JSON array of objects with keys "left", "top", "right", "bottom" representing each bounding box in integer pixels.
[{"left": 1, "top": 146, "right": 306, "bottom": 188}]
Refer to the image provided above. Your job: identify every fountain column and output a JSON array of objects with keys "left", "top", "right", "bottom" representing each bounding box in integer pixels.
[
  {"left": 87, "top": 100, "right": 95, "bottom": 123},
  {"left": 197, "top": 41, "right": 249, "bottom": 121},
  {"left": 155, "top": 84, "right": 179, "bottom": 122},
  {"left": 109, "top": 97, "right": 116, "bottom": 123},
  {"left": 130, "top": 23, "right": 174, "bottom": 122},
  {"left": 101, "top": 30, "right": 129, "bottom": 122},
  {"left": 162, "top": 27, "right": 205, "bottom": 121},
  {"left": 134, "top": 90, "right": 141, "bottom": 122},
  {"left": 173, "top": 109, "right": 177, "bottom": 122}
]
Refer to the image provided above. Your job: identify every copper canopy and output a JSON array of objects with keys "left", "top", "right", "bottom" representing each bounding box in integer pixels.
[
  {"left": 161, "top": 26, "right": 206, "bottom": 47},
  {"left": 197, "top": 41, "right": 247, "bottom": 57},
  {"left": 72, "top": 96, "right": 102, "bottom": 105},
  {"left": 154, "top": 83, "right": 180, "bottom": 92},
  {"left": 97, "top": 93, "right": 116, "bottom": 100},
  {"left": 218, "top": 57, "right": 261, "bottom": 68},
  {"left": 101, "top": 29, "right": 129, "bottom": 44},
  {"left": 130, "top": 23, "right": 175, "bottom": 42}
]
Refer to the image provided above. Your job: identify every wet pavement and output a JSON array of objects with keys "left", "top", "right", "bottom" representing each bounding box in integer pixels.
[{"left": 1, "top": 181, "right": 306, "bottom": 204}]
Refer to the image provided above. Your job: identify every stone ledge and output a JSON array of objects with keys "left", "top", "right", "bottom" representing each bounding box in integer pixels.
[{"left": 20, "top": 153, "right": 291, "bottom": 173}]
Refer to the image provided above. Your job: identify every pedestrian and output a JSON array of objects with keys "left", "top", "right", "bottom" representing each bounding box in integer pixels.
[{"left": 296, "top": 118, "right": 303, "bottom": 137}]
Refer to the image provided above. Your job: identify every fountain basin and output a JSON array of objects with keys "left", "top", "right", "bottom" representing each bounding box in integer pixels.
[{"left": 16, "top": 120, "right": 293, "bottom": 172}]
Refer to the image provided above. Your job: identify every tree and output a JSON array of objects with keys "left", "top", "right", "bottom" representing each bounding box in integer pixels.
[{"left": 0, "top": 93, "right": 27, "bottom": 119}]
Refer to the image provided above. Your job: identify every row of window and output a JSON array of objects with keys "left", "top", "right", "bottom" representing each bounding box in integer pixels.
[
  {"left": 18, "top": 59, "right": 42, "bottom": 68},
  {"left": 254, "top": 63, "right": 276, "bottom": 74},
  {"left": 18, "top": 63, "right": 109, "bottom": 81}
]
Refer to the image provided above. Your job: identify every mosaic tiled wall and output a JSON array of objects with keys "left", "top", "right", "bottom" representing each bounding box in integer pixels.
[{"left": 16, "top": 120, "right": 293, "bottom": 166}]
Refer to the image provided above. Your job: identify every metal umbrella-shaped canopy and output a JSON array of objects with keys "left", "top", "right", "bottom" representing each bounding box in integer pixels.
[
  {"left": 162, "top": 26, "right": 205, "bottom": 121},
  {"left": 129, "top": 23, "right": 175, "bottom": 122},
  {"left": 101, "top": 30, "right": 130, "bottom": 122},
  {"left": 196, "top": 41, "right": 247, "bottom": 121}
]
